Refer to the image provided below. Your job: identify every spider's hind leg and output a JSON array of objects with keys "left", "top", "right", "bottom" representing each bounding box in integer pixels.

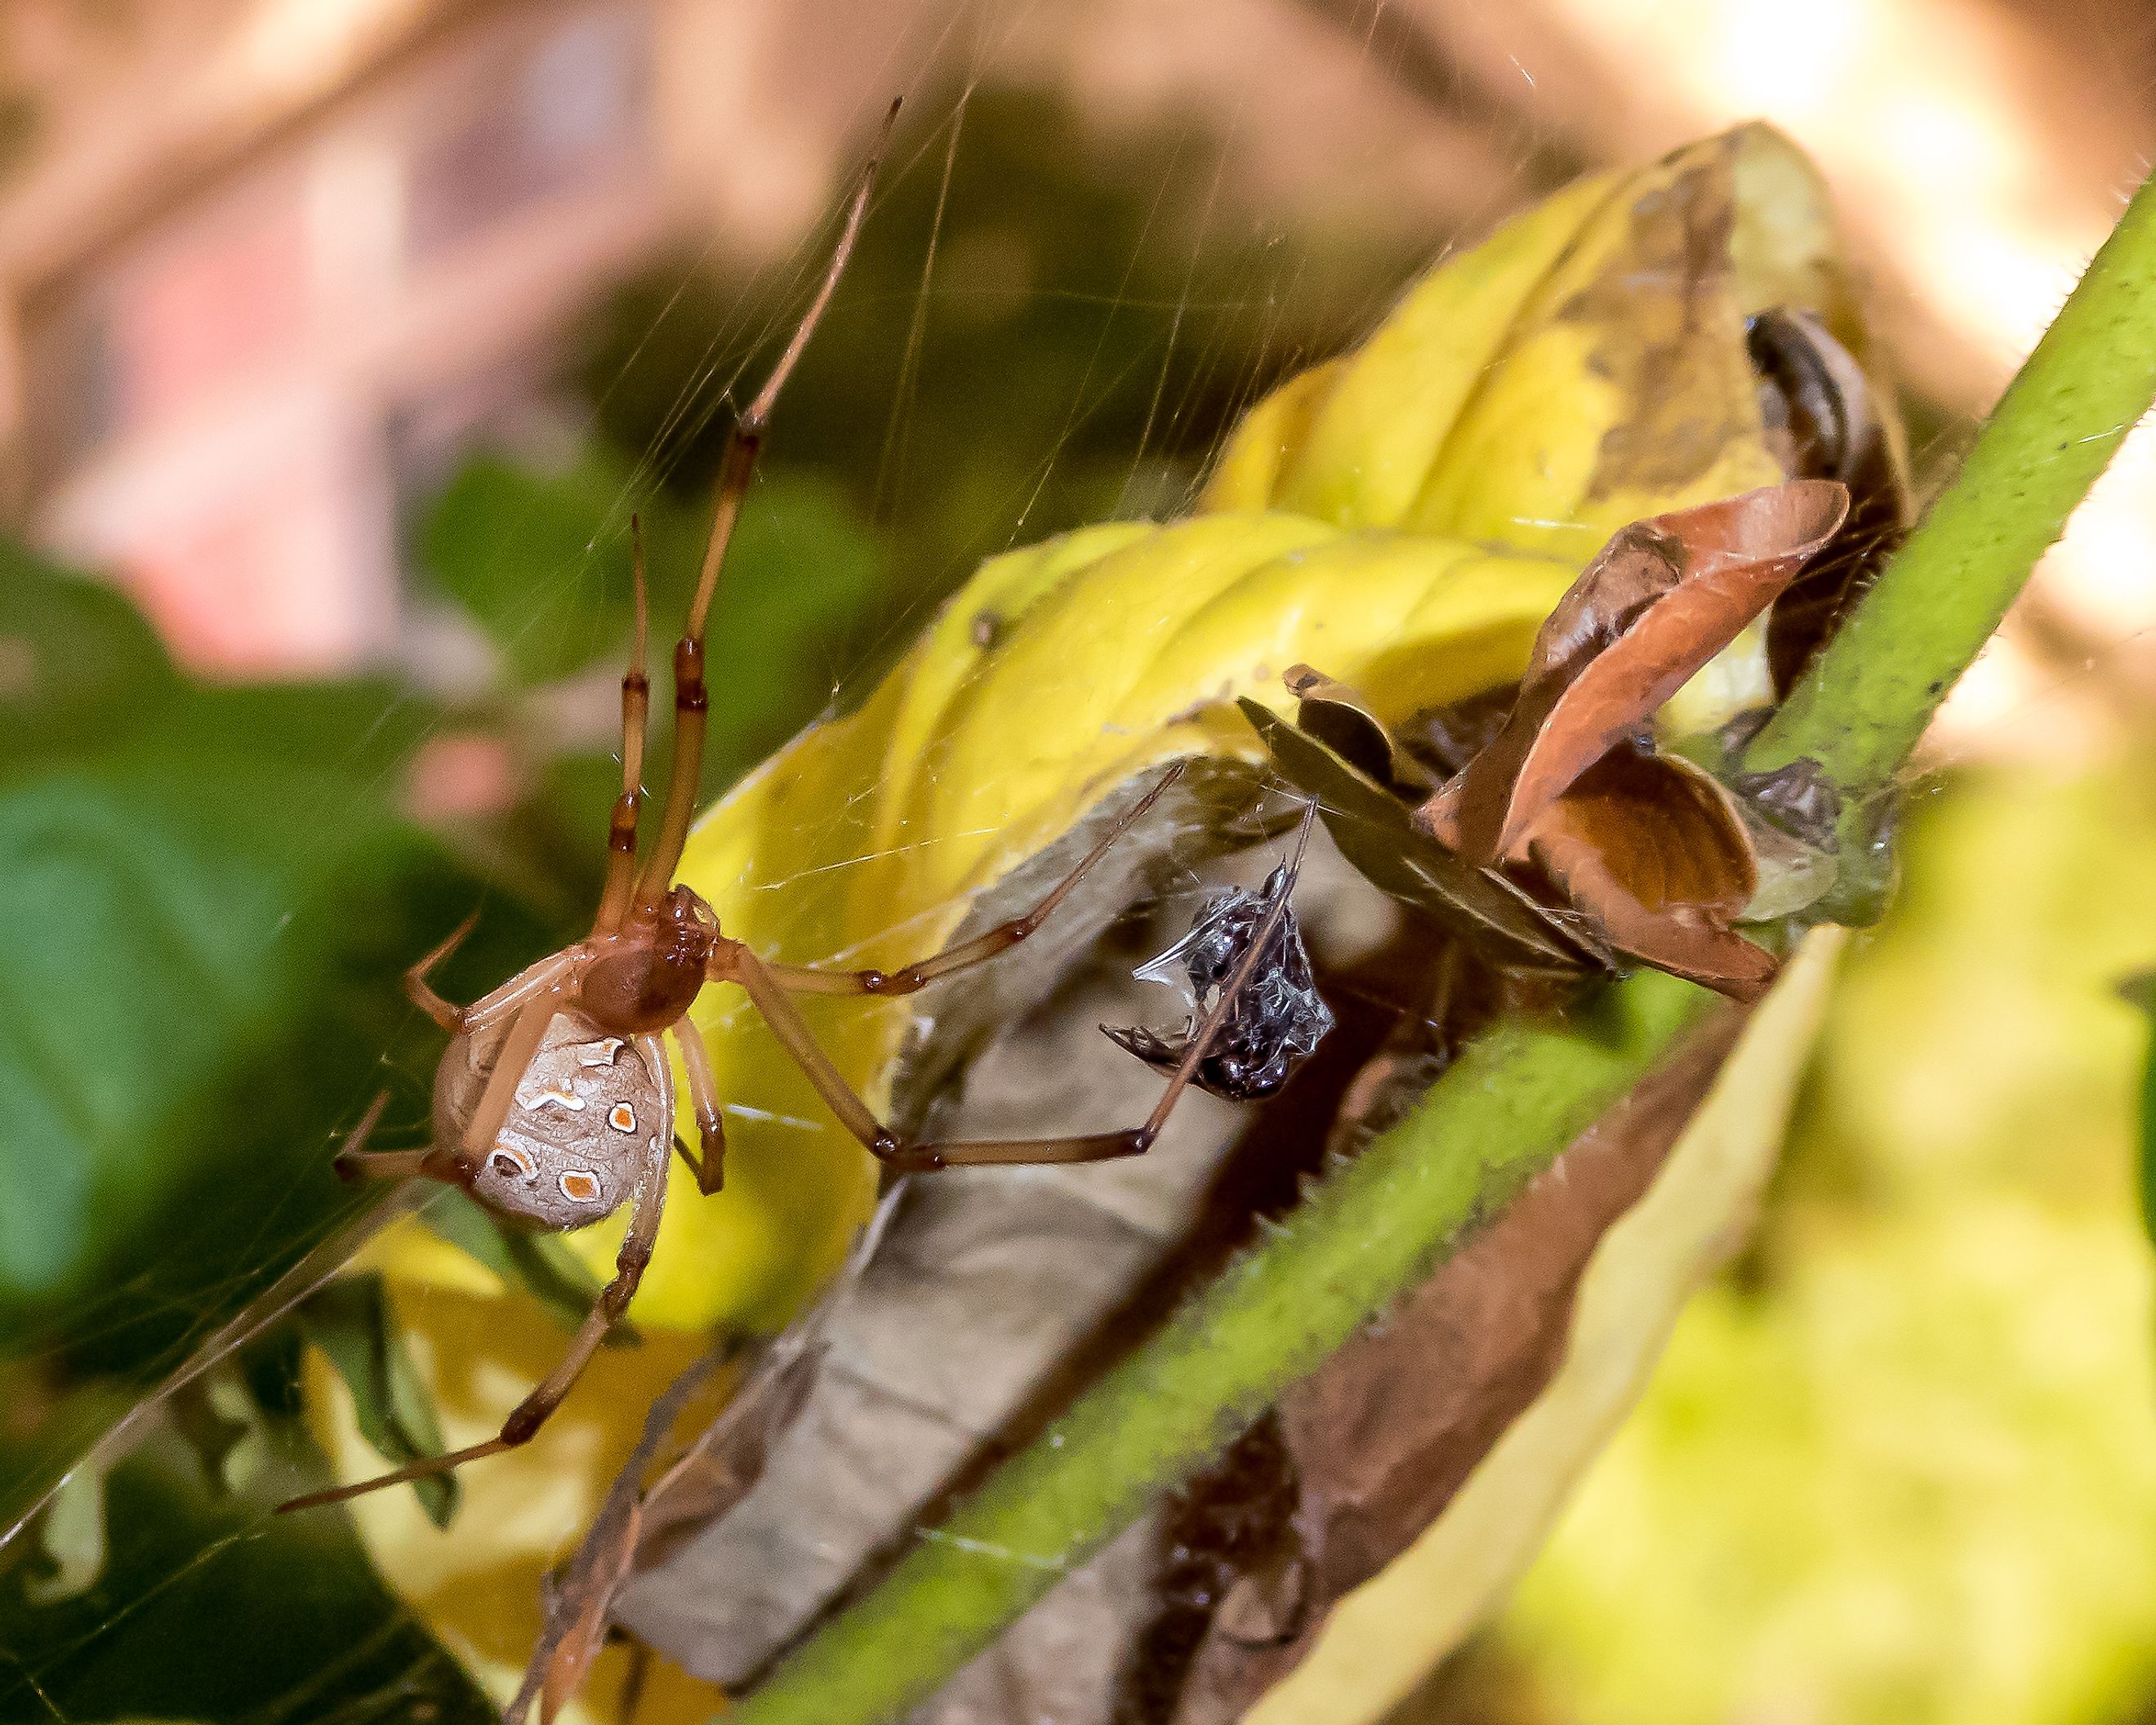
[
  {"left": 326, "top": 1091, "right": 456, "bottom": 1185},
  {"left": 333, "top": 1146, "right": 435, "bottom": 1183}
]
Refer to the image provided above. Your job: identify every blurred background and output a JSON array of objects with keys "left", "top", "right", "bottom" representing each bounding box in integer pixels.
[{"left": 4, "top": 1, "right": 2156, "bottom": 1722}]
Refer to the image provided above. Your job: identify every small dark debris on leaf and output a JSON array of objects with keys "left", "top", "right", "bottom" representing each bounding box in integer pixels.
[{"left": 1105, "top": 861, "right": 1335, "bottom": 1101}]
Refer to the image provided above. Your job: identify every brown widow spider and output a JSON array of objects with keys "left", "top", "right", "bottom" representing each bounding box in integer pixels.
[{"left": 279, "top": 105, "right": 1303, "bottom": 1516}]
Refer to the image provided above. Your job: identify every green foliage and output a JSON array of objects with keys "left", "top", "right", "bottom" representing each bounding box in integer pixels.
[
  {"left": 2124, "top": 972, "right": 2156, "bottom": 1247},
  {"left": 419, "top": 449, "right": 637, "bottom": 689},
  {"left": 1509, "top": 761, "right": 2156, "bottom": 1725},
  {"left": 297, "top": 1273, "right": 457, "bottom": 1528},
  {"left": 416, "top": 447, "right": 881, "bottom": 791},
  {"left": 0, "top": 550, "right": 473, "bottom": 1364},
  {"left": 0, "top": 546, "right": 517, "bottom": 1719},
  {"left": 0, "top": 1405, "right": 492, "bottom": 1724}
]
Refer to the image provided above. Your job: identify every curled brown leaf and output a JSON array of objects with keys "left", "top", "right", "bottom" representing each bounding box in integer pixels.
[
  {"left": 1424, "top": 519, "right": 1692, "bottom": 866},
  {"left": 1421, "top": 481, "right": 1847, "bottom": 866},
  {"left": 508, "top": 1352, "right": 724, "bottom": 1725},
  {"left": 1748, "top": 309, "right": 1912, "bottom": 695},
  {"left": 1238, "top": 698, "right": 1603, "bottom": 977},
  {"left": 1285, "top": 665, "right": 1436, "bottom": 797},
  {"left": 1528, "top": 750, "right": 1775, "bottom": 1001},
  {"left": 1495, "top": 479, "right": 1849, "bottom": 856}
]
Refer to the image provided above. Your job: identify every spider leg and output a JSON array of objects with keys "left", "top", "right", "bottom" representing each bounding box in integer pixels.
[
  {"left": 332, "top": 1146, "right": 444, "bottom": 1183},
  {"left": 404, "top": 912, "right": 481, "bottom": 1032},
  {"left": 593, "top": 521, "right": 652, "bottom": 938},
  {"left": 461, "top": 948, "right": 586, "bottom": 1041},
  {"left": 713, "top": 801, "right": 1314, "bottom": 1172},
  {"left": 455, "top": 955, "right": 586, "bottom": 1165},
  {"left": 663, "top": 1019, "right": 728, "bottom": 1194},
  {"left": 752, "top": 762, "right": 1184, "bottom": 998},
  {"left": 632, "top": 102, "right": 897, "bottom": 910},
  {"left": 323, "top": 1093, "right": 454, "bottom": 1184},
  {"left": 410, "top": 936, "right": 581, "bottom": 1043},
  {"left": 279, "top": 1121, "right": 670, "bottom": 1515},
  {"left": 318, "top": 1091, "right": 401, "bottom": 1183}
]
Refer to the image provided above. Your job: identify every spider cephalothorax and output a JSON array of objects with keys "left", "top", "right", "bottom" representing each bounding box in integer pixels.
[{"left": 581, "top": 887, "right": 721, "bottom": 1036}]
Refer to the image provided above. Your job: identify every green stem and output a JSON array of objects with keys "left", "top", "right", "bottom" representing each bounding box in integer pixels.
[
  {"left": 731, "top": 970, "right": 1713, "bottom": 1725},
  {"left": 1747, "top": 168, "right": 2156, "bottom": 805},
  {"left": 730, "top": 163, "right": 2156, "bottom": 1725}
]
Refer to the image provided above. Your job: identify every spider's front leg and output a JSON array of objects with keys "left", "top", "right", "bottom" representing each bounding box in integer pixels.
[
  {"left": 712, "top": 800, "right": 1317, "bottom": 1173},
  {"left": 755, "top": 764, "right": 1184, "bottom": 1000}
]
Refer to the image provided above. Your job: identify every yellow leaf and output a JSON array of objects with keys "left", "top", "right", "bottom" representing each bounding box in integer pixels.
[{"left": 1206, "top": 170, "right": 1621, "bottom": 527}]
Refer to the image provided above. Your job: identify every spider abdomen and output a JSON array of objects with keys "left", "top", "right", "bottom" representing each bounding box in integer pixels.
[{"left": 434, "top": 1008, "right": 667, "bottom": 1230}]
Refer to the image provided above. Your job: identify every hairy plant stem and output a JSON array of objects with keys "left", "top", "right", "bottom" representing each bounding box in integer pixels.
[
  {"left": 727, "top": 167, "right": 2156, "bottom": 1725},
  {"left": 1745, "top": 165, "right": 2156, "bottom": 912},
  {"left": 731, "top": 970, "right": 1713, "bottom": 1725}
]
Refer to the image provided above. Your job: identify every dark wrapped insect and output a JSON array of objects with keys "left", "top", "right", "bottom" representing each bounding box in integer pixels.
[{"left": 1104, "top": 821, "right": 1334, "bottom": 1101}]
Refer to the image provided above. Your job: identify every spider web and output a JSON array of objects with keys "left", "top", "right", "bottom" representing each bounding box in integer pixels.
[{"left": 5, "top": 2, "right": 2152, "bottom": 1721}]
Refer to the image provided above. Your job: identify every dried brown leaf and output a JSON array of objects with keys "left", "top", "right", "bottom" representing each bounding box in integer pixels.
[
  {"left": 1494, "top": 480, "right": 1848, "bottom": 858},
  {"left": 1399, "top": 684, "right": 1518, "bottom": 778},
  {"left": 1527, "top": 750, "right": 1775, "bottom": 1001},
  {"left": 1424, "top": 520, "right": 1690, "bottom": 864},
  {"left": 1285, "top": 665, "right": 1436, "bottom": 796},
  {"left": 1748, "top": 309, "right": 1912, "bottom": 695},
  {"left": 540, "top": 1497, "right": 643, "bottom": 1725},
  {"left": 508, "top": 1352, "right": 723, "bottom": 1725}
]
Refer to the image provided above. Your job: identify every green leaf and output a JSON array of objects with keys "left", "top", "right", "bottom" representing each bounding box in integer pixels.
[
  {"left": 0, "top": 540, "right": 181, "bottom": 765},
  {"left": 0, "top": 553, "right": 546, "bottom": 1559},
  {"left": 2124, "top": 971, "right": 2156, "bottom": 1250},
  {"left": 0, "top": 765, "right": 428, "bottom": 1339},
  {"left": 20, "top": 1452, "right": 104, "bottom": 1606},
  {"left": 416, "top": 448, "right": 880, "bottom": 791},
  {"left": 297, "top": 1273, "right": 457, "bottom": 1527},
  {"left": 418, "top": 450, "right": 637, "bottom": 687}
]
